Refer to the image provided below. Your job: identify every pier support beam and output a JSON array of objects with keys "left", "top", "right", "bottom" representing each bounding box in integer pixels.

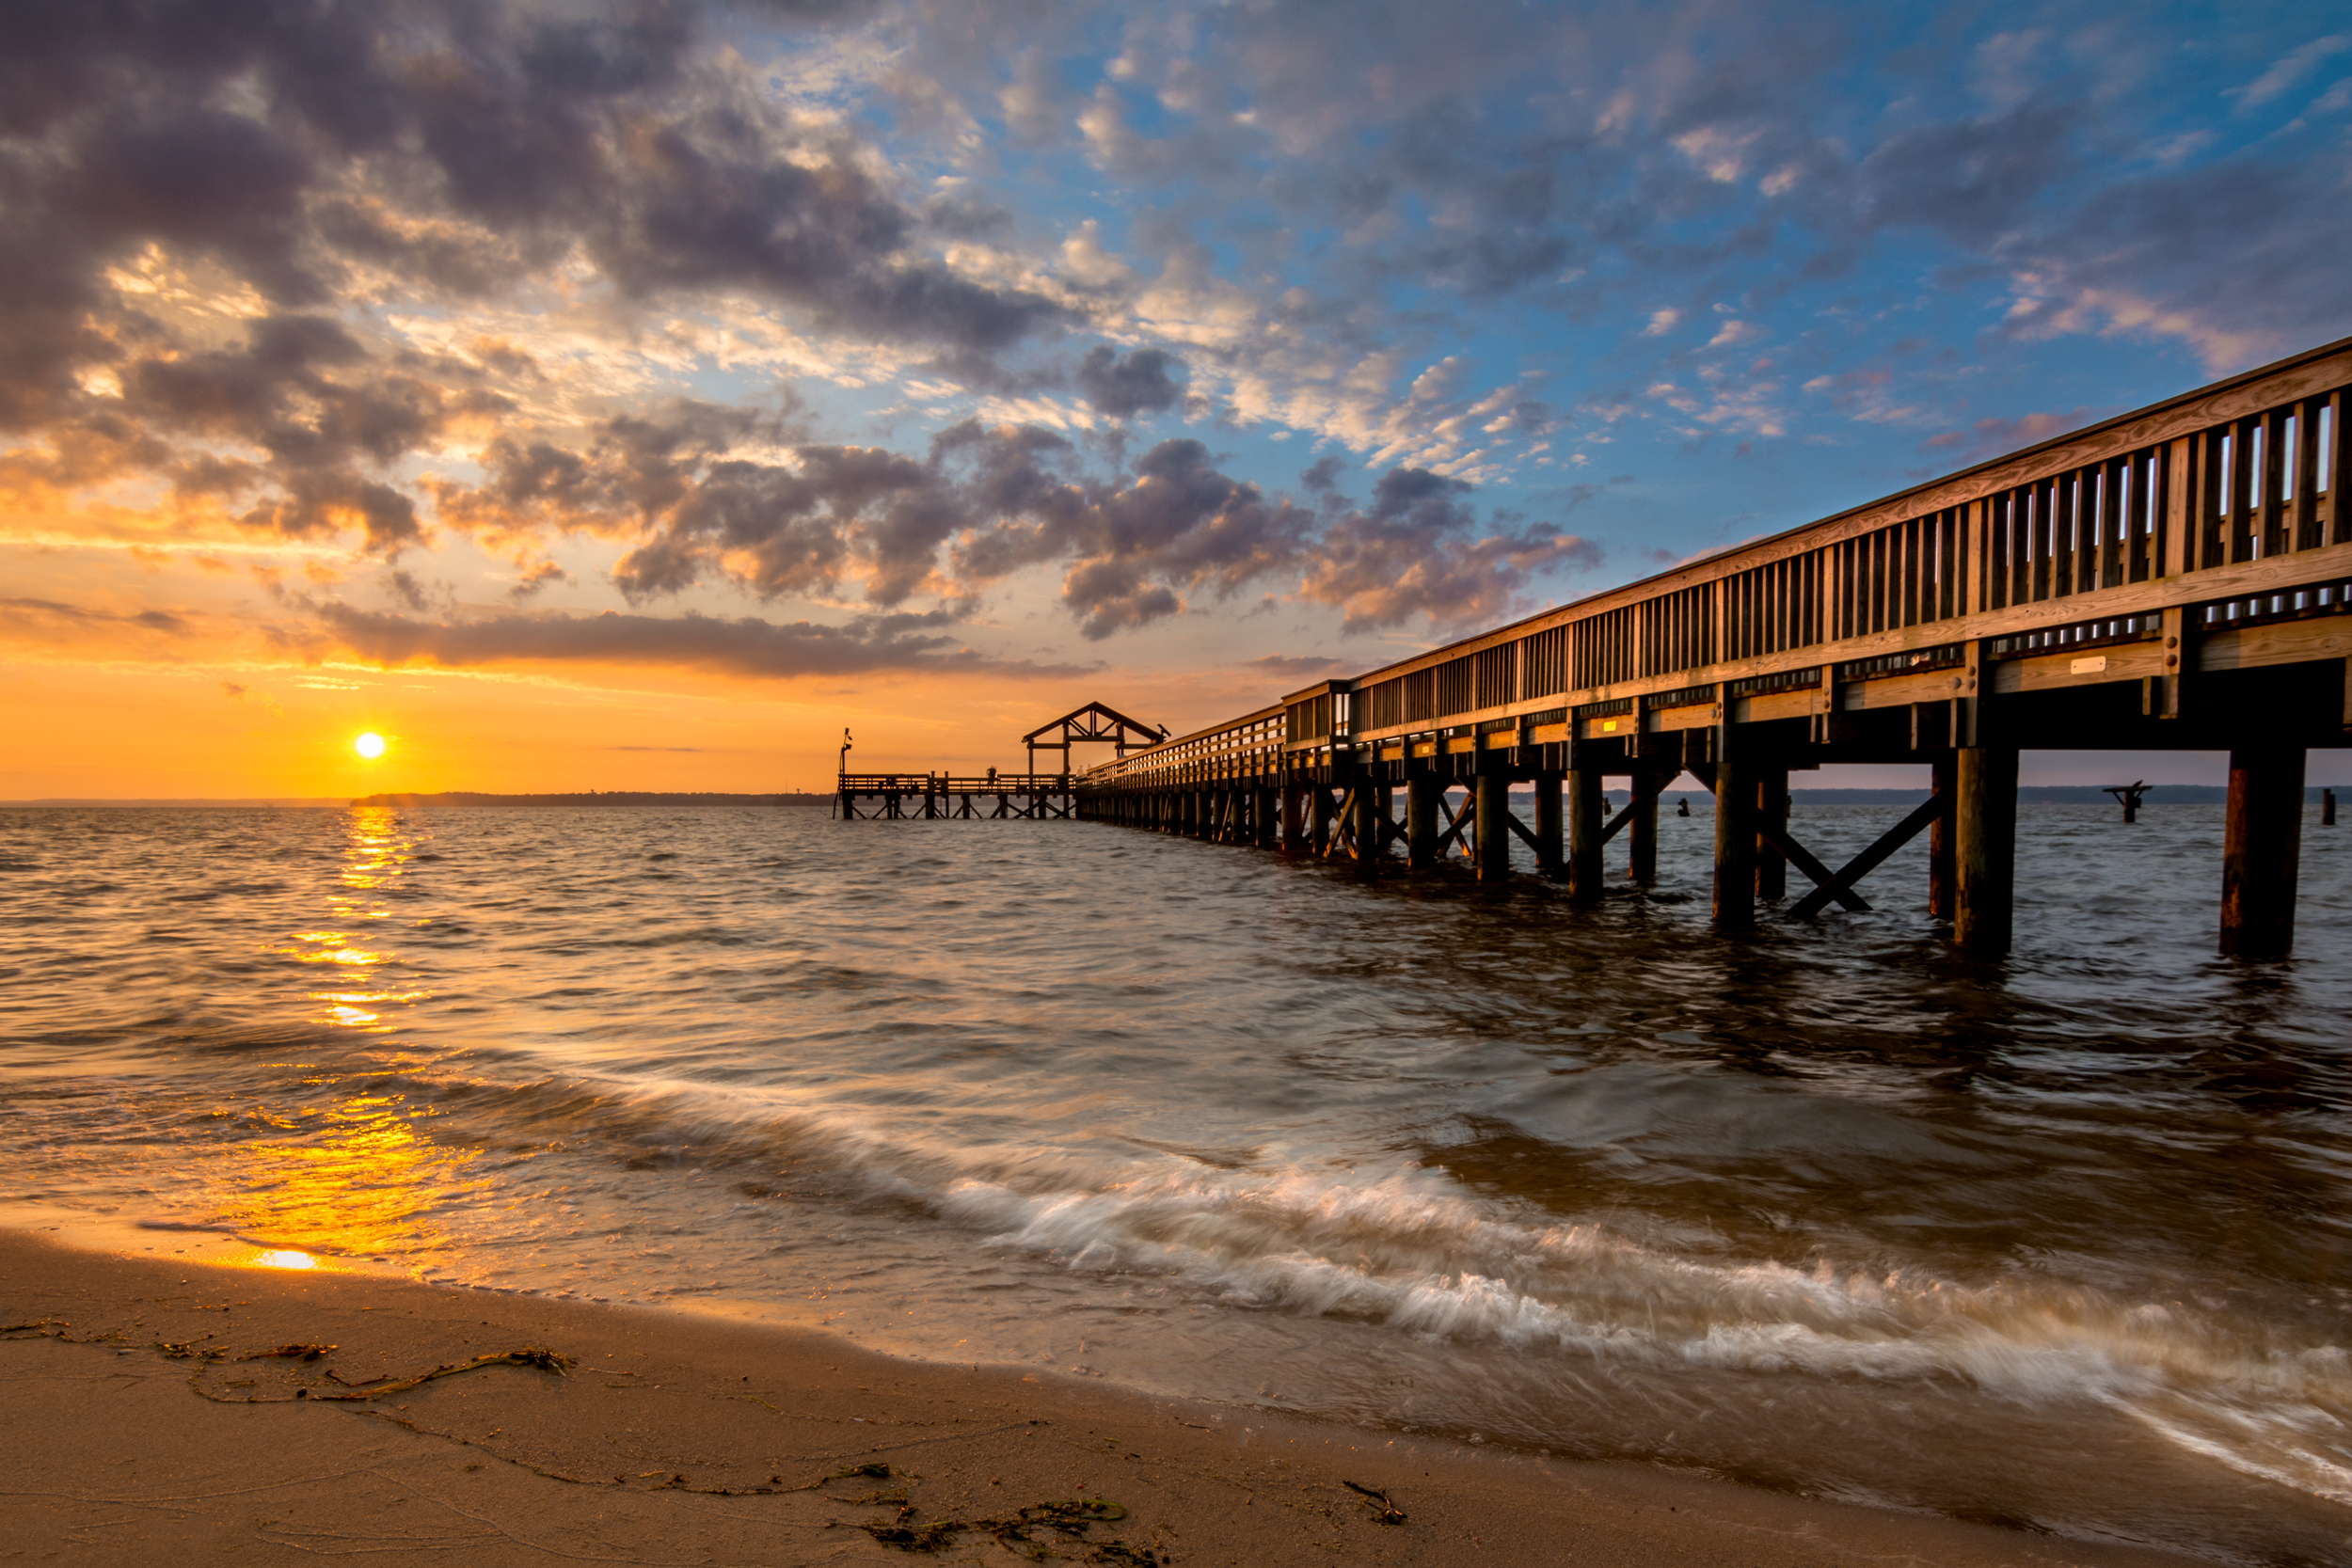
[
  {"left": 1566, "top": 768, "right": 1604, "bottom": 902},
  {"left": 2221, "top": 745, "right": 2305, "bottom": 959},
  {"left": 1755, "top": 768, "right": 1788, "bottom": 900},
  {"left": 1629, "top": 774, "right": 1661, "bottom": 884},
  {"left": 1713, "top": 739, "right": 1756, "bottom": 930},
  {"left": 1928, "top": 755, "right": 1956, "bottom": 920},
  {"left": 1474, "top": 771, "right": 1511, "bottom": 880},
  {"left": 1406, "top": 773, "right": 1438, "bottom": 870},
  {"left": 1351, "top": 778, "right": 1383, "bottom": 872},
  {"left": 1534, "top": 771, "right": 1565, "bottom": 879},
  {"left": 1954, "top": 746, "right": 2017, "bottom": 957}
]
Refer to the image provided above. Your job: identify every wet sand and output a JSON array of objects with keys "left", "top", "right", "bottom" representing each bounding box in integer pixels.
[{"left": 0, "top": 1229, "right": 2202, "bottom": 1567}]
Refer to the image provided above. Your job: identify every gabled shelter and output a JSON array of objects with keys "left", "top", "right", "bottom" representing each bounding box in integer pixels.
[{"left": 1023, "top": 702, "right": 1168, "bottom": 777}]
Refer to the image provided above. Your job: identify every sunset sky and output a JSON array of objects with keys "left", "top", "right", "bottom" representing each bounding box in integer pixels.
[{"left": 5, "top": 0, "right": 2349, "bottom": 798}]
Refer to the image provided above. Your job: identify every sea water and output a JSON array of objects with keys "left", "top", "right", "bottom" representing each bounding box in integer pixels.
[{"left": 2, "top": 800, "right": 2348, "bottom": 1563}]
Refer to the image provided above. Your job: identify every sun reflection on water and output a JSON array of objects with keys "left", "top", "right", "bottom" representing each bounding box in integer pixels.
[
  {"left": 219, "top": 1089, "right": 482, "bottom": 1262},
  {"left": 248, "top": 1248, "right": 318, "bottom": 1270},
  {"left": 272, "top": 810, "right": 439, "bottom": 1030},
  {"left": 219, "top": 807, "right": 472, "bottom": 1261}
]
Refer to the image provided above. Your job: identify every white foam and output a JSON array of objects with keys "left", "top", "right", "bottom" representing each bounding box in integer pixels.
[{"left": 392, "top": 1063, "right": 2352, "bottom": 1509}]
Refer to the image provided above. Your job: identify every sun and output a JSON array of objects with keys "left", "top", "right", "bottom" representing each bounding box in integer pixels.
[{"left": 354, "top": 732, "right": 388, "bottom": 760}]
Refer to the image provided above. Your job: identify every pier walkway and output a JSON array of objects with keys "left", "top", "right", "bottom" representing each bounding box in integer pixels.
[{"left": 1073, "top": 337, "right": 2352, "bottom": 958}]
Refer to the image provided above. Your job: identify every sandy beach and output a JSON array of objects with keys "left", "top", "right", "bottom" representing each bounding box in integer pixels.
[{"left": 0, "top": 1229, "right": 2203, "bottom": 1568}]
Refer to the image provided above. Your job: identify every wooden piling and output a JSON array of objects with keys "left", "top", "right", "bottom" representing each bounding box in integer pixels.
[
  {"left": 1629, "top": 773, "right": 1660, "bottom": 884},
  {"left": 1566, "top": 768, "right": 1603, "bottom": 903},
  {"left": 1755, "top": 768, "right": 1788, "bottom": 899},
  {"left": 1474, "top": 771, "right": 1511, "bottom": 881},
  {"left": 1534, "top": 771, "right": 1565, "bottom": 879},
  {"left": 1712, "top": 741, "right": 1756, "bottom": 931},
  {"left": 1928, "top": 754, "right": 1955, "bottom": 920},
  {"left": 1352, "top": 780, "right": 1383, "bottom": 872},
  {"left": 1406, "top": 774, "right": 1438, "bottom": 869},
  {"left": 2221, "top": 746, "right": 2305, "bottom": 958},
  {"left": 1954, "top": 747, "right": 2017, "bottom": 957}
]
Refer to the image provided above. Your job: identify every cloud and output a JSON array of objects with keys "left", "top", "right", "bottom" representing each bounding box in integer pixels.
[
  {"left": 1919, "top": 407, "right": 2100, "bottom": 467},
  {"left": 1, "top": 595, "right": 192, "bottom": 636},
  {"left": 1296, "top": 467, "right": 1602, "bottom": 633},
  {"left": 1856, "top": 102, "right": 2079, "bottom": 243},
  {"left": 1989, "top": 153, "right": 2352, "bottom": 372},
  {"left": 1298, "top": 454, "right": 1348, "bottom": 495},
  {"left": 1074, "top": 344, "right": 1186, "bottom": 418},
  {"left": 308, "top": 604, "right": 1091, "bottom": 680},
  {"left": 2232, "top": 36, "right": 2350, "bottom": 110},
  {"left": 1238, "top": 654, "right": 1350, "bottom": 678},
  {"left": 0, "top": 0, "right": 1069, "bottom": 563}
]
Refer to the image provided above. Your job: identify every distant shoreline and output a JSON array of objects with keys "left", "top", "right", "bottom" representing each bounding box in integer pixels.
[
  {"left": 0, "top": 792, "right": 834, "bottom": 808},
  {"left": 351, "top": 791, "right": 834, "bottom": 807},
  {"left": 5, "top": 784, "right": 2340, "bottom": 808}
]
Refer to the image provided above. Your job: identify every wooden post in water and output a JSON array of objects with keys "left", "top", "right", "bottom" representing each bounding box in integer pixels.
[
  {"left": 1629, "top": 772, "right": 1661, "bottom": 884},
  {"left": 2220, "top": 746, "right": 2305, "bottom": 958},
  {"left": 1534, "top": 771, "right": 1565, "bottom": 879},
  {"left": 1406, "top": 772, "right": 1438, "bottom": 869},
  {"left": 1474, "top": 770, "right": 1511, "bottom": 880},
  {"left": 1566, "top": 766, "right": 1603, "bottom": 903},
  {"left": 1954, "top": 747, "right": 2017, "bottom": 957},
  {"left": 1928, "top": 754, "right": 1956, "bottom": 920},
  {"left": 1352, "top": 780, "right": 1382, "bottom": 873},
  {"left": 1713, "top": 738, "right": 1756, "bottom": 930},
  {"left": 1281, "top": 782, "right": 1305, "bottom": 852},
  {"left": 1755, "top": 768, "right": 1788, "bottom": 899}
]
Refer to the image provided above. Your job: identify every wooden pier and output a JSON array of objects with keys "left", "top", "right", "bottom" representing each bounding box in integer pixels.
[
  {"left": 834, "top": 702, "right": 1168, "bottom": 821},
  {"left": 836, "top": 772, "right": 1079, "bottom": 819},
  {"left": 1073, "top": 336, "right": 2352, "bottom": 958}
]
